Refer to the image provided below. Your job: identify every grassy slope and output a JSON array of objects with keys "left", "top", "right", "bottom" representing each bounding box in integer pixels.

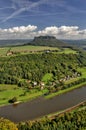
[
  {"left": 11, "top": 45, "right": 59, "bottom": 52},
  {"left": 0, "top": 45, "right": 77, "bottom": 57},
  {"left": 42, "top": 73, "right": 53, "bottom": 83}
]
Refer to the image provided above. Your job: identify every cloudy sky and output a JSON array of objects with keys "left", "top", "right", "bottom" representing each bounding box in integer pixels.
[{"left": 0, "top": 0, "right": 86, "bottom": 39}]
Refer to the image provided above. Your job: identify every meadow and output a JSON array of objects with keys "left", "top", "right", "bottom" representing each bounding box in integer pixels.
[
  {"left": 0, "top": 84, "right": 48, "bottom": 106},
  {"left": 0, "top": 45, "right": 77, "bottom": 57}
]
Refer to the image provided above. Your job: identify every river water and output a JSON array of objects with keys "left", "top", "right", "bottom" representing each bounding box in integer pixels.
[{"left": 0, "top": 86, "right": 86, "bottom": 122}]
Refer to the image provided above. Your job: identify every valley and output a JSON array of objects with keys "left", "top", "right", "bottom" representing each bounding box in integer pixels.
[{"left": 0, "top": 36, "right": 86, "bottom": 129}]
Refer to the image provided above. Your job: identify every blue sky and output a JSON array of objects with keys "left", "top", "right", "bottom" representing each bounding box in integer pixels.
[{"left": 0, "top": 0, "right": 86, "bottom": 39}]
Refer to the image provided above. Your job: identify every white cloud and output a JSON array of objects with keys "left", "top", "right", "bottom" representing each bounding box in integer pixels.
[
  {"left": 7, "top": 25, "right": 37, "bottom": 33},
  {"left": 0, "top": 25, "right": 86, "bottom": 40},
  {"left": 2, "top": 25, "right": 37, "bottom": 33},
  {"left": 37, "top": 26, "right": 80, "bottom": 39},
  {"left": 0, "top": 25, "right": 37, "bottom": 39},
  {"left": 39, "top": 25, "right": 86, "bottom": 39}
]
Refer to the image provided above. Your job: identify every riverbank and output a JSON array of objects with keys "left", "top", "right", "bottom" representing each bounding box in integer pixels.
[
  {"left": 0, "top": 86, "right": 86, "bottom": 122},
  {"left": 47, "top": 100, "right": 86, "bottom": 119},
  {"left": 0, "top": 87, "right": 48, "bottom": 107},
  {"left": 16, "top": 101, "right": 86, "bottom": 130},
  {"left": 0, "top": 82, "right": 86, "bottom": 107},
  {"left": 45, "top": 81, "right": 86, "bottom": 99},
  {"left": 32, "top": 100, "right": 86, "bottom": 122}
]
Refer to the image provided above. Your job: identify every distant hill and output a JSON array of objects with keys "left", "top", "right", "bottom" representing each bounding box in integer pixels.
[
  {"left": 0, "top": 39, "right": 32, "bottom": 46},
  {"left": 62, "top": 39, "right": 86, "bottom": 50},
  {"left": 26, "top": 36, "right": 71, "bottom": 48},
  {"left": 62, "top": 39, "right": 86, "bottom": 45}
]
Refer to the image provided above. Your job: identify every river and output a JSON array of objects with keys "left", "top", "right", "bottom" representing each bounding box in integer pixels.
[{"left": 0, "top": 86, "right": 86, "bottom": 122}]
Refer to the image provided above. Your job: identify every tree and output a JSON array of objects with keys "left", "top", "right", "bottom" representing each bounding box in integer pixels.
[
  {"left": 8, "top": 97, "right": 17, "bottom": 103},
  {"left": 0, "top": 118, "right": 18, "bottom": 130}
]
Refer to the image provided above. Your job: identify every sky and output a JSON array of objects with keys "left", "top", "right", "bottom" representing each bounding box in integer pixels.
[{"left": 0, "top": 0, "right": 86, "bottom": 39}]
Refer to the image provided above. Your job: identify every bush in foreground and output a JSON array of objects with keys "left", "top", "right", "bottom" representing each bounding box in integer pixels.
[{"left": 0, "top": 118, "right": 18, "bottom": 130}]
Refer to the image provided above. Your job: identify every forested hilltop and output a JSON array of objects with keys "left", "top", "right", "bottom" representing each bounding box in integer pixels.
[{"left": 0, "top": 51, "right": 86, "bottom": 86}]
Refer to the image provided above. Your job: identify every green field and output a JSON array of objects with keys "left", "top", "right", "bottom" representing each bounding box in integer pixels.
[
  {"left": 0, "top": 45, "right": 59, "bottom": 56},
  {"left": 0, "top": 84, "right": 48, "bottom": 106},
  {"left": 0, "top": 45, "right": 77, "bottom": 57},
  {"left": 42, "top": 73, "right": 53, "bottom": 83},
  {"left": 59, "top": 48, "right": 77, "bottom": 54},
  {"left": 11, "top": 45, "right": 59, "bottom": 52},
  {"left": 78, "top": 67, "right": 86, "bottom": 78}
]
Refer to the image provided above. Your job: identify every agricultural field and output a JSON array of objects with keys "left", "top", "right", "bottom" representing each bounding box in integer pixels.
[
  {"left": 0, "top": 45, "right": 59, "bottom": 56},
  {"left": 10, "top": 45, "right": 59, "bottom": 52},
  {"left": 0, "top": 45, "right": 77, "bottom": 57}
]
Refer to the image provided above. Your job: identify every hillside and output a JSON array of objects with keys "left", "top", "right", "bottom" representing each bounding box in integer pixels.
[
  {"left": 26, "top": 36, "right": 71, "bottom": 48},
  {"left": 62, "top": 39, "right": 86, "bottom": 50}
]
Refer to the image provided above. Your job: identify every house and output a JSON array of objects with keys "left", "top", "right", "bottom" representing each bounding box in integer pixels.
[
  {"left": 39, "top": 82, "right": 45, "bottom": 90},
  {"left": 33, "top": 81, "right": 37, "bottom": 86},
  {"left": 40, "top": 82, "right": 45, "bottom": 86}
]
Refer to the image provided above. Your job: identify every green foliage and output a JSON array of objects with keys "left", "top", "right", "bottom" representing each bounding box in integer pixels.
[
  {"left": 0, "top": 52, "right": 85, "bottom": 85},
  {"left": 8, "top": 96, "right": 17, "bottom": 103},
  {"left": 42, "top": 73, "right": 53, "bottom": 83},
  {"left": 0, "top": 118, "right": 18, "bottom": 130}
]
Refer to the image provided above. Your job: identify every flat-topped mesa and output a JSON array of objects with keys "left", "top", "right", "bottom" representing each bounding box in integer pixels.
[
  {"left": 34, "top": 36, "right": 56, "bottom": 40},
  {"left": 30, "top": 35, "right": 70, "bottom": 48}
]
